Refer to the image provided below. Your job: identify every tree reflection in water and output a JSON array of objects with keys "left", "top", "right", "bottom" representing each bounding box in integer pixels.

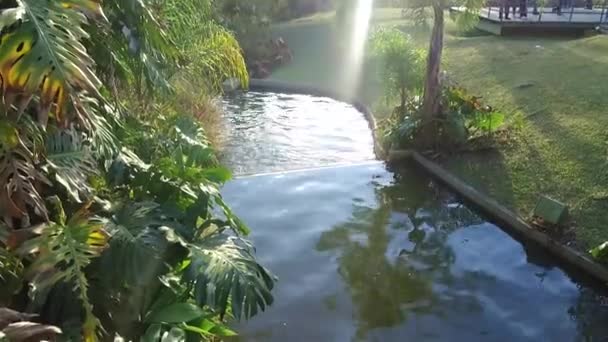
[
  {"left": 316, "top": 166, "right": 608, "bottom": 341},
  {"left": 316, "top": 167, "right": 485, "bottom": 339}
]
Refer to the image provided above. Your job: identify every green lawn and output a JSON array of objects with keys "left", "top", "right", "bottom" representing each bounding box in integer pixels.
[{"left": 269, "top": 8, "right": 608, "bottom": 250}]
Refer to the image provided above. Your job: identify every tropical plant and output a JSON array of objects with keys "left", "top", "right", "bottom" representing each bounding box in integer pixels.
[
  {"left": 367, "top": 28, "right": 425, "bottom": 111},
  {"left": 443, "top": 85, "right": 505, "bottom": 137},
  {"left": 379, "top": 100, "right": 422, "bottom": 150},
  {"left": 0, "top": 0, "right": 274, "bottom": 340},
  {"left": 163, "top": 0, "right": 249, "bottom": 92},
  {"left": 403, "top": 0, "right": 484, "bottom": 146}
]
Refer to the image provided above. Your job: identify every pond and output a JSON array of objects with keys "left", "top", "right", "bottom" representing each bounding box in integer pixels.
[
  {"left": 220, "top": 91, "right": 608, "bottom": 341},
  {"left": 219, "top": 91, "right": 375, "bottom": 175}
]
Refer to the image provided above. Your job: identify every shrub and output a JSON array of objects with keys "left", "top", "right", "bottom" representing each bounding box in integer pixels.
[
  {"left": 367, "top": 28, "right": 426, "bottom": 111},
  {"left": 377, "top": 81, "right": 505, "bottom": 150}
]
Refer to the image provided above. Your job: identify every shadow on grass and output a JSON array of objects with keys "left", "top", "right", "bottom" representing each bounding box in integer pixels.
[
  {"left": 472, "top": 35, "right": 608, "bottom": 246},
  {"left": 443, "top": 150, "right": 518, "bottom": 210}
]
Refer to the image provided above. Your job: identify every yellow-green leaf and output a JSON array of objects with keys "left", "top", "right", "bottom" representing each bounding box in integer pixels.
[{"left": 0, "top": 0, "right": 106, "bottom": 124}]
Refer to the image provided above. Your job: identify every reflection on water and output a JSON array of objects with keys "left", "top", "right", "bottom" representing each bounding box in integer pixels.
[
  {"left": 223, "top": 163, "right": 608, "bottom": 342},
  {"left": 219, "top": 92, "right": 375, "bottom": 175}
]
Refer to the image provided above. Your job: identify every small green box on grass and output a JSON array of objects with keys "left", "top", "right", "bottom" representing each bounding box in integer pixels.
[{"left": 534, "top": 196, "right": 568, "bottom": 225}]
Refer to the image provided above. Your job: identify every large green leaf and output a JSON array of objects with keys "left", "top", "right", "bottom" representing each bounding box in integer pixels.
[
  {"left": 44, "top": 128, "right": 97, "bottom": 203},
  {"left": 185, "top": 234, "right": 275, "bottom": 320},
  {"left": 590, "top": 241, "right": 608, "bottom": 263},
  {"left": 22, "top": 202, "right": 108, "bottom": 339},
  {"left": 183, "top": 319, "right": 237, "bottom": 337},
  {"left": 141, "top": 324, "right": 162, "bottom": 342},
  {"left": 145, "top": 303, "right": 203, "bottom": 324},
  {"left": 0, "top": 0, "right": 105, "bottom": 124},
  {"left": 99, "top": 202, "right": 172, "bottom": 287},
  {"left": 474, "top": 112, "right": 505, "bottom": 132}
]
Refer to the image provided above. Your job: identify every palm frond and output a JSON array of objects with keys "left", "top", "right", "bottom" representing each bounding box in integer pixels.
[
  {"left": 188, "top": 24, "right": 249, "bottom": 93},
  {"left": 44, "top": 128, "right": 97, "bottom": 203},
  {"left": 162, "top": 0, "right": 248, "bottom": 93},
  {"left": 185, "top": 234, "right": 275, "bottom": 320},
  {"left": 0, "top": 0, "right": 106, "bottom": 124},
  {"left": 92, "top": 0, "right": 176, "bottom": 94}
]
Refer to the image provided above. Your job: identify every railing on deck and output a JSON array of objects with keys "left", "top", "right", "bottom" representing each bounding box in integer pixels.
[{"left": 480, "top": 2, "right": 608, "bottom": 24}]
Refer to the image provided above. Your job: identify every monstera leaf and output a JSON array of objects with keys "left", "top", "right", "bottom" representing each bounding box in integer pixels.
[
  {"left": 44, "top": 128, "right": 97, "bottom": 202},
  {"left": 0, "top": 0, "right": 106, "bottom": 125},
  {"left": 0, "top": 122, "right": 49, "bottom": 227},
  {"left": 98, "top": 201, "right": 175, "bottom": 287},
  {"left": 22, "top": 201, "right": 108, "bottom": 340},
  {"left": 185, "top": 234, "right": 275, "bottom": 320}
]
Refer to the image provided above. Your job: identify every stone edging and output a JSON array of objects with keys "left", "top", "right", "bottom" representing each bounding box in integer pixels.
[
  {"left": 247, "top": 79, "right": 386, "bottom": 159},
  {"left": 390, "top": 149, "right": 608, "bottom": 286}
]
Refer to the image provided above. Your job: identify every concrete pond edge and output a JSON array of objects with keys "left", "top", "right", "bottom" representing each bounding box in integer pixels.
[
  {"left": 391, "top": 150, "right": 608, "bottom": 286},
  {"left": 238, "top": 78, "right": 608, "bottom": 286}
]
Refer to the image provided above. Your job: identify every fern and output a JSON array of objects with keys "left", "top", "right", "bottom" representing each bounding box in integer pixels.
[{"left": 185, "top": 234, "right": 275, "bottom": 320}]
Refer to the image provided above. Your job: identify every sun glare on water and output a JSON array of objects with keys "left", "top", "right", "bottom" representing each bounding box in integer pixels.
[{"left": 339, "top": 0, "right": 373, "bottom": 98}]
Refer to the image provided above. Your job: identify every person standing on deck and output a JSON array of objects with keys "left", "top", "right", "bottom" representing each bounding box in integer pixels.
[
  {"left": 532, "top": 0, "right": 539, "bottom": 15},
  {"left": 499, "top": 0, "right": 514, "bottom": 19},
  {"left": 520, "top": 0, "right": 528, "bottom": 17},
  {"left": 554, "top": 0, "right": 564, "bottom": 15}
]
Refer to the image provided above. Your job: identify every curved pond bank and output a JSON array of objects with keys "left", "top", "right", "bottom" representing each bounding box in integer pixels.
[{"left": 220, "top": 91, "right": 608, "bottom": 341}]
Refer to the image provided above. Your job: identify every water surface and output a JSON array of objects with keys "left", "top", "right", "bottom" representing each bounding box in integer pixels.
[
  {"left": 223, "top": 164, "right": 608, "bottom": 341},
  {"left": 220, "top": 91, "right": 375, "bottom": 175},
  {"left": 220, "top": 91, "right": 608, "bottom": 341}
]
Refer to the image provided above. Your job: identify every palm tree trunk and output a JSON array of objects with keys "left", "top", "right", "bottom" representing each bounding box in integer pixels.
[{"left": 419, "top": 3, "right": 444, "bottom": 147}]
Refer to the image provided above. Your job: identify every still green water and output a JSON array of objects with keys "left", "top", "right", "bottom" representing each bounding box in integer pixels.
[{"left": 220, "top": 92, "right": 608, "bottom": 341}]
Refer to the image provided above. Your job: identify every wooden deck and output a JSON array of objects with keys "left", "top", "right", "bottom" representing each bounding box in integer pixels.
[{"left": 450, "top": 6, "right": 607, "bottom": 35}]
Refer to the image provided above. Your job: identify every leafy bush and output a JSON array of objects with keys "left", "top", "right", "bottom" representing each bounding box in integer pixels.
[
  {"left": 443, "top": 85, "right": 505, "bottom": 137},
  {"left": 590, "top": 241, "right": 608, "bottom": 264},
  {"left": 379, "top": 98, "right": 422, "bottom": 150},
  {"left": 0, "top": 0, "right": 273, "bottom": 340},
  {"left": 365, "top": 27, "right": 506, "bottom": 151},
  {"left": 367, "top": 28, "right": 426, "bottom": 111},
  {"left": 378, "top": 80, "right": 505, "bottom": 150}
]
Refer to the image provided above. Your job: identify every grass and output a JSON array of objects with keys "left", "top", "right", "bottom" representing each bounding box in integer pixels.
[{"left": 269, "top": 8, "right": 608, "bottom": 250}]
